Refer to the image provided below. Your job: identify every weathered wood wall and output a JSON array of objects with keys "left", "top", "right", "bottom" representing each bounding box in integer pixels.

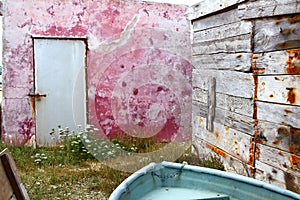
[{"left": 189, "top": 0, "right": 300, "bottom": 194}]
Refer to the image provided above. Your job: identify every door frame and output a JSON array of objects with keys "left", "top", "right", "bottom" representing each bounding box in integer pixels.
[{"left": 31, "top": 36, "right": 89, "bottom": 146}]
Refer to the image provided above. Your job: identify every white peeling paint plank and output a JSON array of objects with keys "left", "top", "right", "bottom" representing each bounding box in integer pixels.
[
  {"left": 256, "top": 101, "right": 300, "bottom": 129},
  {"left": 255, "top": 160, "right": 300, "bottom": 193},
  {"left": 253, "top": 49, "right": 300, "bottom": 75},
  {"left": 192, "top": 53, "right": 252, "bottom": 72},
  {"left": 257, "top": 143, "right": 300, "bottom": 174},
  {"left": 256, "top": 121, "right": 292, "bottom": 153},
  {"left": 193, "top": 69, "right": 254, "bottom": 98},
  {"left": 193, "top": 88, "right": 253, "bottom": 117},
  {"left": 194, "top": 119, "right": 252, "bottom": 163},
  {"left": 239, "top": 0, "right": 300, "bottom": 19},
  {"left": 192, "top": 103, "right": 255, "bottom": 136},
  {"left": 257, "top": 75, "right": 300, "bottom": 106},
  {"left": 193, "top": 135, "right": 254, "bottom": 177},
  {"left": 193, "top": 21, "right": 252, "bottom": 43},
  {"left": 187, "top": 0, "right": 247, "bottom": 20},
  {"left": 192, "top": 34, "right": 252, "bottom": 55},
  {"left": 254, "top": 15, "right": 300, "bottom": 53},
  {"left": 192, "top": 8, "right": 240, "bottom": 32}
]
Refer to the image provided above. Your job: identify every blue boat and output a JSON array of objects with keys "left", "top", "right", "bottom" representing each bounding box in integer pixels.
[{"left": 109, "top": 161, "right": 300, "bottom": 200}]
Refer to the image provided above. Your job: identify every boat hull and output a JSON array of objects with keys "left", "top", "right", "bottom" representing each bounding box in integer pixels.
[{"left": 109, "top": 162, "right": 300, "bottom": 200}]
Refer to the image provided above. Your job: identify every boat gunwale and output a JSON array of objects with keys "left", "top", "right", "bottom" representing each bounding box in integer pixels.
[{"left": 109, "top": 161, "right": 300, "bottom": 200}]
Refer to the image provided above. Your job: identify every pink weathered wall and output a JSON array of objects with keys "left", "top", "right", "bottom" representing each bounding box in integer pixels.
[{"left": 2, "top": 0, "right": 192, "bottom": 145}]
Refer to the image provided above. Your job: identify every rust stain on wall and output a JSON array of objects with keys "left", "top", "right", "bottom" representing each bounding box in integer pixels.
[
  {"left": 205, "top": 142, "right": 227, "bottom": 158},
  {"left": 199, "top": 118, "right": 204, "bottom": 125},
  {"left": 278, "top": 151, "right": 284, "bottom": 156},
  {"left": 249, "top": 167, "right": 256, "bottom": 176},
  {"left": 251, "top": 54, "right": 265, "bottom": 75},
  {"left": 247, "top": 139, "right": 256, "bottom": 166},
  {"left": 290, "top": 154, "right": 300, "bottom": 169},
  {"left": 284, "top": 172, "right": 300, "bottom": 194},
  {"left": 284, "top": 109, "right": 293, "bottom": 114},
  {"left": 29, "top": 96, "right": 35, "bottom": 119},
  {"left": 290, "top": 127, "right": 300, "bottom": 154},
  {"left": 286, "top": 49, "right": 300, "bottom": 74},
  {"left": 286, "top": 87, "right": 297, "bottom": 104},
  {"left": 214, "top": 130, "right": 220, "bottom": 142},
  {"left": 253, "top": 76, "right": 258, "bottom": 101},
  {"left": 288, "top": 15, "right": 300, "bottom": 24}
]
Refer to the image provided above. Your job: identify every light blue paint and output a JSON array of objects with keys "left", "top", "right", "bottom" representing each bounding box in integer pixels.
[
  {"left": 109, "top": 162, "right": 300, "bottom": 200},
  {"left": 140, "top": 187, "right": 229, "bottom": 200}
]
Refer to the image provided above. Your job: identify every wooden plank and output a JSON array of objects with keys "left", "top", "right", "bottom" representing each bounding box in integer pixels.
[
  {"left": 193, "top": 21, "right": 252, "bottom": 43},
  {"left": 207, "top": 77, "right": 216, "bottom": 132},
  {"left": 256, "top": 120, "right": 300, "bottom": 155},
  {"left": 192, "top": 53, "right": 252, "bottom": 72},
  {"left": 255, "top": 160, "right": 300, "bottom": 193},
  {"left": 257, "top": 75, "right": 300, "bottom": 106},
  {"left": 193, "top": 88, "right": 253, "bottom": 117},
  {"left": 192, "top": 8, "right": 240, "bottom": 32},
  {"left": 194, "top": 117, "right": 253, "bottom": 163},
  {"left": 257, "top": 101, "right": 300, "bottom": 129},
  {"left": 193, "top": 69, "right": 254, "bottom": 98},
  {"left": 256, "top": 121, "right": 291, "bottom": 153},
  {"left": 187, "top": 0, "right": 247, "bottom": 20},
  {"left": 0, "top": 148, "right": 28, "bottom": 200},
  {"left": 0, "top": 160, "right": 13, "bottom": 200},
  {"left": 239, "top": 0, "right": 300, "bottom": 19},
  {"left": 193, "top": 88, "right": 207, "bottom": 103},
  {"left": 193, "top": 136, "right": 254, "bottom": 177},
  {"left": 252, "top": 48, "right": 300, "bottom": 75},
  {"left": 193, "top": 100, "right": 255, "bottom": 134},
  {"left": 256, "top": 143, "right": 300, "bottom": 173},
  {"left": 192, "top": 34, "right": 252, "bottom": 55},
  {"left": 254, "top": 14, "right": 300, "bottom": 53}
]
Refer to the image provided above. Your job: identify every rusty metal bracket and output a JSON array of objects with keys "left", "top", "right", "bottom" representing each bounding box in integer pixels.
[{"left": 28, "top": 93, "right": 47, "bottom": 98}]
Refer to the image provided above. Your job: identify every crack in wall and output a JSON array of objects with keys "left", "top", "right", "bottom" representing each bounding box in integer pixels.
[{"left": 88, "top": 13, "right": 140, "bottom": 53}]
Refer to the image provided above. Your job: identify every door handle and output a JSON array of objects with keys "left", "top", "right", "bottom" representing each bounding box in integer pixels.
[{"left": 28, "top": 93, "right": 47, "bottom": 100}]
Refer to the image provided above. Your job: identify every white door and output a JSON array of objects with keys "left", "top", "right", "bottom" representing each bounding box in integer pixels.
[{"left": 34, "top": 39, "right": 87, "bottom": 146}]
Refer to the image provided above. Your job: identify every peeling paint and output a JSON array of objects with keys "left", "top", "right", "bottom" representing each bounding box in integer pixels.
[
  {"left": 89, "top": 13, "right": 140, "bottom": 52},
  {"left": 2, "top": 0, "right": 191, "bottom": 145}
]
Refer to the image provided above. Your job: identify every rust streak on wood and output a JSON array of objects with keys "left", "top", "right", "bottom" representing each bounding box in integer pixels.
[
  {"left": 290, "top": 154, "right": 300, "bottom": 169},
  {"left": 278, "top": 152, "right": 284, "bottom": 156},
  {"left": 284, "top": 109, "right": 293, "bottom": 114},
  {"left": 286, "top": 48, "right": 300, "bottom": 74},
  {"left": 287, "top": 88, "right": 297, "bottom": 104},
  {"left": 205, "top": 142, "right": 227, "bottom": 158},
  {"left": 247, "top": 138, "right": 256, "bottom": 166},
  {"left": 288, "top": 15, "right": 300, "bottom": 24},
  {"left": 284, "top": 172, "right": 300, "bottom": 194},
  {"left": 290, "top": 127, "right": 300, "bottom": 154},
  {"left": 253, "top": 76, "right": 258, "bottom": 101}
]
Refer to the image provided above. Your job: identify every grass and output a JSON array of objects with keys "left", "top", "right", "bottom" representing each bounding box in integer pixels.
[
  {"left": 0, "top": 142, "right": 129, "bottom": 199},
  {"left": 0, "top": 133, "right": 224, "bottom": 200}
]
